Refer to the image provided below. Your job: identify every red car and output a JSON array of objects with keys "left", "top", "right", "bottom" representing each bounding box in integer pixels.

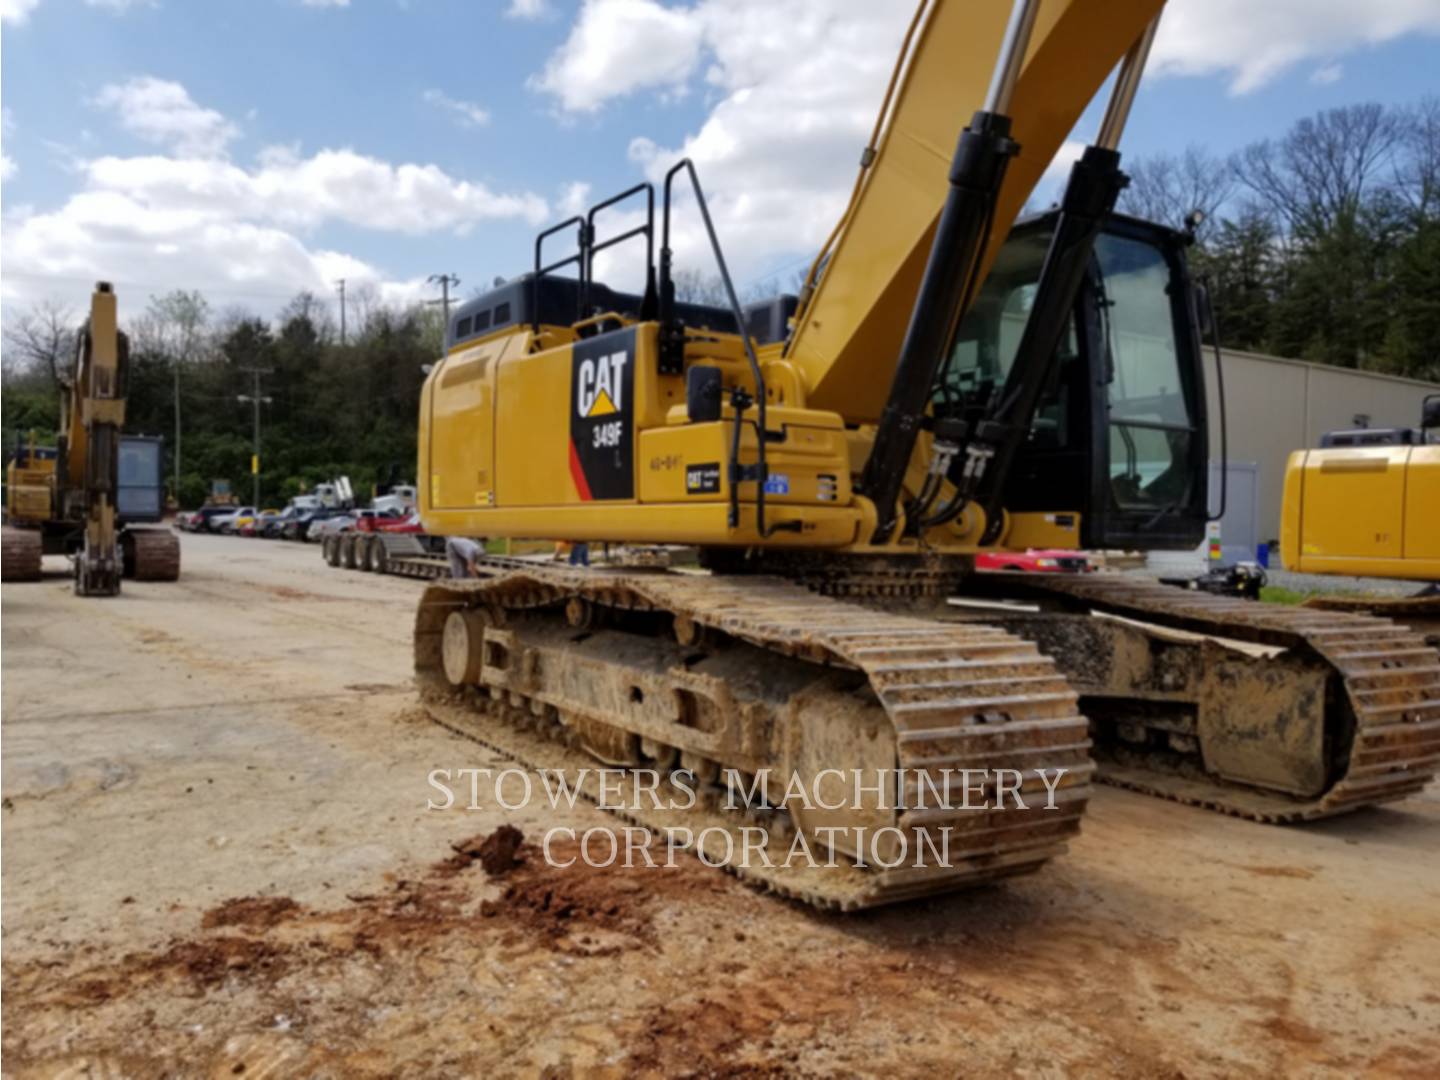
[{"left": 976, "top": 548, "right": 1095, "bottom": 573}]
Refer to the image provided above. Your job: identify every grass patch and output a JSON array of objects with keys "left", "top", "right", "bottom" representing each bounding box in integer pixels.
[{"left": 1259, "top": 585, "right": 1315, "bottom": 605}]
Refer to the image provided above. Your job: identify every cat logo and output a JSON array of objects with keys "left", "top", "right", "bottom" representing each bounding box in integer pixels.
[
  {"left": 570, "top": 328, "right": 636, "bottom": 501},
  {"left": 576, "top": 352, "right": 628, "bottom": 418}
]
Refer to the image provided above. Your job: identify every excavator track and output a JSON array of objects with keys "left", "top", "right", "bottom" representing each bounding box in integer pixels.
[
  {"left": 126, "top": 528, "right": 181, "bottom": 581},
  {"left": 1301, "top": 593, "right": 1440, "bottom": 648},
  {"left": 416, "top": 562, "right": 1094, "bottom": 911},
  {"left": 1, "top": 526, "right": 44, "bottom": 582},
  {"left": 973, "top": 573, "right": 1440, "bottom": 822}
]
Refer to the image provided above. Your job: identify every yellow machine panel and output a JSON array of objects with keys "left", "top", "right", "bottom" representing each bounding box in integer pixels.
[
  {"left": 1281, "top": 446, "right": 1440, "bottom": 579},
  {"left": 638, "top": 415, "right": 851, "bottom": 507},
  {"left": 5, "top": 457, "right": 56, "bottom": 521},
  {"left": 1404, "top": 446, "right": 1440, "bottom": 562},
  {"left": 424, "top": 320, "right": 864, "bottom": 546},
  {"left": 424, "top": 333, "right": 513, "bottom": 509}
]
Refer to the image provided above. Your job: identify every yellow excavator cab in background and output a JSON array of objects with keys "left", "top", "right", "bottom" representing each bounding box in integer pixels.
[
  {"left": 1281, "top": 395, "right": 1440, "bottom": 581},
  {"left": 413, "top": 0, "right": 1440, "bottom": 909},
  {"left": 1, "top": 283, "right": 181, "bottom": 593}
]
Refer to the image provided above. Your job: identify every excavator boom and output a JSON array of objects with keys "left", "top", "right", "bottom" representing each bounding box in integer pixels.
[{"left": 786, "top": 0, "right": 1163, "bottom": 420}]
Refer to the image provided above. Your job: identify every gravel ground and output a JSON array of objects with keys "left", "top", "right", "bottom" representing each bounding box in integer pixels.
[
  {"left": 1262, "top": 568, "right": 1432, "bottom": 597},
  {"left": 3, "top": 533, "right": 1438, "bottom": 1077}
]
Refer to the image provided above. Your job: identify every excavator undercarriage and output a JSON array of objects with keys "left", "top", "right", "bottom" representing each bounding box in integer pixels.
[
  {"left": 967, "top": 573, "right": 1440, "bottom": 820},
  {"left": 415, "top": 554, "right": 1440, "bottom": 908},
  {"left": 416, "top": 563, "right": 1094, "bottom": 910}
]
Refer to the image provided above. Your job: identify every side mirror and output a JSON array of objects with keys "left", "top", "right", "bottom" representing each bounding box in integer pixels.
[{"left": 1423, "top": 394, "right": 1440, "bottom": 430}]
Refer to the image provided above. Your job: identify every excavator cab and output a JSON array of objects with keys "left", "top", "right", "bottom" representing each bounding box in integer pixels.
[{"left": 940, "top": 212, "right": 1209, "bottom": 551}]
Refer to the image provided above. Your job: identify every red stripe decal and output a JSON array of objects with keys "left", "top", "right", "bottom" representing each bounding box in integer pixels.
[{"left": 568, "top": 439, "right": 593, "bottom": 501}]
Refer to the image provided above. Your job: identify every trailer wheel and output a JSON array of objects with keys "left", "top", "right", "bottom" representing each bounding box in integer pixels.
[
  {"left": 341, "top": 532, "right": 358, "bottom": 569},
  {"left": 356, "top": 534, "right": 375, "bottom": 572},
  {"left": 324, "top": 534, "right": 340, "bottom": 566},
  {"left": 373, "top": 539, "right": 390, "bottom": 575}
]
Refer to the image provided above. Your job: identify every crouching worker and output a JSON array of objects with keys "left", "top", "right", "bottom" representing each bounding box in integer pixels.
[{"left": 446, "top": 536, "right": 484, "bottom": 579}]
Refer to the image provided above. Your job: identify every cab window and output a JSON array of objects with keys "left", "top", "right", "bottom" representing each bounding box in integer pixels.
[{"left": 1096, "top": 234, "right": 1196, "bottom": 512}]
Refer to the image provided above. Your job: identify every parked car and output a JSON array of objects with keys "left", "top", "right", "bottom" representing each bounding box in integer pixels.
[
  {"left": 182, "top": 505, "right": 244, "bottom": 533},
  {"left": 281, "top": 506, "right": 341, "bottom": 541},
  {"left": 211, "top": 506, "right": 257, "bottom": 535},
  {"left": 261, "top": 506, "right": 303, "bottom": 538},
  {"left": 975, "top": 548, "right": 1095, "bottom": 573},
  {"left": 314, "top": 507, "right": 403, "bottom": 539},
  {"left": 240, "top": 509, "right": 281, "bottom": 537},
  {"left": 306, "top": 512, "right": 358, "bottom": 542}
]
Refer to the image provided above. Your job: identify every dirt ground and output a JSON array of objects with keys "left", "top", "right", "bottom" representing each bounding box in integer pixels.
[{"left": 3, "top": 533, "right": 1438, "bottom": 1078}]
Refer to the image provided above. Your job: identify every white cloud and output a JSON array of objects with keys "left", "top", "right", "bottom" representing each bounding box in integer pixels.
[
  {"left": 4, "top": 80, "right": 549, "bottom": 314},
  {"left": 93, "top": 76, "right": 239, "bottom": 158},
  {"left": 559, "top": 180, "right": 591, "bottom": 215},
  {"left": 531, "top": 0, "right": 1440, "bottom": 285},
  {"left": 0, "top": 0, "right": 41, "bottom": 23},
  {"left": 2, "top": 108, "right": 16, "bottom": 181},
  {"left": 533, "top": 0, "right": 706, "bottom": 113},
  {"left": 85, "top": 0, "right": 158, "bottom": 10},
  {"left": 300, "top": 0, "right": 350, "bottom": 7},
  {"left": 1310, "top": 63, "right": 1344, "bottom": 85},
  {"left": 553, "top": 2, "right": 909, "bottom": 283},
  {"left": 506, "top": 0, "right": 548, "bottom": 18},
  {"left": 84, "top": 148, "right": 547, "bottom": 233},
  {"left": 1152, "top": 0, "right": 1440, "bottom": 95},
  {"left": 1032, "top": 139, "right": 1089, "bottom": 207},
  {"left": 422, "top": 89, "right": 491, "bottom": 128}
]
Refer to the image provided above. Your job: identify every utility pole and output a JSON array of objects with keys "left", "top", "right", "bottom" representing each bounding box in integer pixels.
[
  {"left": 173, "top": 360, "right": 182, "bottom": 505},
  {"left": 426, "top": 273, "right": 460, "bottom": 331},
  {"left": 237, "top": 368, "right": 274, "bottom": 509},
  {"left": 335, "top": 278, "right": 347, "bottom": 345}
]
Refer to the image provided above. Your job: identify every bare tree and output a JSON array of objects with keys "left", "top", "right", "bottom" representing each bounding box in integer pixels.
[
  {"left": 133, "top": 289, "right": 211, "bottom": 499},
  {"left": 2, "top": 299, "right": 77, "bottom": 390},
  {"left": 134, "top": 290, "right": 211, "bottom": 362},
  {"left": 1120, "top": 146, "right": 1235, "bottom": 235},
  {"left": 347, "top": 282, "right": 382, "bottom": 337},
  {"left": 671, "top": 267, "right": 729, "bottom": 307},
  {"left": 1396, "top": 96, "right": 1440, "bottom": 218},
  {"left": 1235, "top": 103, "right": 1405, "bottom": 236}
]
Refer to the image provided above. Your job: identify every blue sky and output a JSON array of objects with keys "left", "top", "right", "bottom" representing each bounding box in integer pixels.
[{"left": 3, "top": 0, "right": 1439, "bottom": 320}]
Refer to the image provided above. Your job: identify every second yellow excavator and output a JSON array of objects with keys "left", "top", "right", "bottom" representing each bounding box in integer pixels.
[
  {"left": 413, "top": 0, "right": 1439, "bottom": 908},
  {"left": 1279, "top": 397, "right": 1439, "bottom": 640},
  {"left": 3, "top": 283, "right": 180, "bottom": 594}
]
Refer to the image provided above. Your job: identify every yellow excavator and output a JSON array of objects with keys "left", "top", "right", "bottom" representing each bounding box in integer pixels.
[
  {"left": 1279, "top": 396, "right": 1440, "bottom": 639},
  {"left": 413, "top": 0, "right": 1439, "bottom": 909},
  {"left": 2, "top": 283, "right": 181, "bottom": 594}
]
